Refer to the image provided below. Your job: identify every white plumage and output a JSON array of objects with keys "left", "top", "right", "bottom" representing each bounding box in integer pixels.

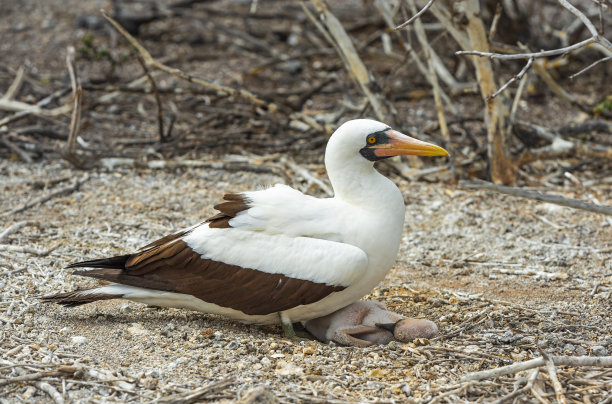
[{"left": 44, "top": 119, "right": 448, "bottom": 331}]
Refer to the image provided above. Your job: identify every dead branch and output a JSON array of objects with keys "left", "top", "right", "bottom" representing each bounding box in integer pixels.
[
  {"left": 0, "top": 221, "right": 38, "bottom": 243},
  {"left": 145, "top": 378, "right": 234, "bottom": 404},
  {"left": 306, "top": 0, "right": 397, "bottom": 126},
  {"left": 543, "top": 353, "right": 568, "bottom": 404},
  {"left": 0, "top": 134, "right": 32, "bottom": 163},
  {"left": 564, "top": 171, "right": 612, "bottom": 226},
  {"left": 101, "top": 10, "right": 279, "bottom": 113},
  {"left": 490, "top": 368, "right": 539, "bottom": 404},
  {"left": 558, "top": 0, "right": 612, "bottom": 52},
  {"left": 394, "top": 0, "right": 436, "bottom": 30},
  {"left": 136, "top": 55, "right": 165, "bottom": 142},
  {"left": 569, "top": 55, "right": 612, "bottom": 79},
  {"left": 0, "top": 88, "right": 71, "bottom": 127},
  {"left": 375, "top": 1, "right": 472, "bottom": 101},
  {"left": 407, "top": 0, "right": 454, "bottom": 176},
  {"left": 489, "top": 57, "right": 533, "bottom": 100},
  {"left": 0, "top": 99, "right": 71, "bottom": 119},
  {"left": 35, "top": 382, "right": 64, "bottom": 404},
  {"left": 513, "top": 121, "right": 612, "bottom": 164},
  {"left": 460, "top": 179, "right": 612, "bottom": 216},
  {"left": 559, "top": 120, "right": 612, "bottom": 137},
  {"left": 0, "top": 367, "right": 74, "bottom": 386},
  {"left": 281, "top": 157, "right": 332, "bottom": 196},
  {"left": 460, "top": 0, "right": 513, "bottom": 184},
  {"left": 456, "top": 37, "right": 597, "bottom": 60},
  {"left": 463, "top": 356, "right": 612, "bottom": 381},
  {"left": 64, "top": 46, "right": 82, "bottom": 160},
  {"left": 1, "top": 65, "right": 25, "bottom": 101},
  {"left": 374, "top": 1, "right": 455, "bottom": 110},
  {"left": 458, "top": 0, "right": 612, "bottom": 61},
  {"left": 0, "top": 174, "right": 90, "bottom": 218},
  {"left": 532, "top": 59, "right": 589, "bottom": 112}
]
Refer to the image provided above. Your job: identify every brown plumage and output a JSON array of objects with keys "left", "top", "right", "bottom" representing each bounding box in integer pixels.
[
  {"left": 206, "top": 193, "right": 250, "bottom": 229},
  {"left": 45, "top": 238, "right": 344, "bottom": 315},
  {"left": 41, "top": 291, "right": 121, "bottom": 307}
]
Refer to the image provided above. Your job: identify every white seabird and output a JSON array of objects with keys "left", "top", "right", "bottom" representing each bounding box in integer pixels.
[{"left": 43, "top": 119, "right": 449, "bottom": 336}]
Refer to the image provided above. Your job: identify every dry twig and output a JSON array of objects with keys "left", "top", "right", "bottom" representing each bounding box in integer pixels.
[
  {"left": 1, "top": 65, "right": 25, "bottom": 101},
  {"left": 464, "top": 356, "right": 612, "bottom": 381},
  {"left": 407, "top": 0, "right": 453, "bottom": 176},
  {"left": 0, "top": 88, "right": 71, "bottom": 127},
  {"left": 63, "top": 46, "right": 83, "bottom": 163},
  {"left": 489, "top": 57, "right": 533, "bottom": 100},
  {"left": 0, "top": 174, "right": 90, "bottom": 218},
  {"left": 543, "top": 353, "right": 568, "bottom": 404},
  {"left": 460, "top": 179, "right": 612, "bottom": 216},
  {"left": 101, "top": 10, "right": 278, "bottom": 112},
  {"left": 306, "top": 0, "right": 397, "bottom": 126},
  {"left": 145, "top": 378, "right": 234, "bottom": 404},
  {"left": 461, "top": 0, "right": 513, "bottom": 184},
  {"left": 394, "top": 0, "right": 437, "bottom": 30},
  {"left": 0, "top": 221, "right": 38, "bottom": 243},
  {"left": 136, "top": 55, "right": 165, "bottom": 142}
]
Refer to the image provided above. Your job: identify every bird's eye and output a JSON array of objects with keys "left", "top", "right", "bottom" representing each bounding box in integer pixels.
[{"left": 367, "top": 136, "right": 376, "bottom": 144}]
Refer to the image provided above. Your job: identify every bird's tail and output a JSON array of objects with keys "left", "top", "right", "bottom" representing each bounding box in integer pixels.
[
  {"left": 65, "top": 254, "right": 130, "bottom": 270},
  {"left": 40, "top": 288, "right": 123, "bottom": 307},
  {"left": 41, "top": 255, "right": 131, "bottom": 306}
]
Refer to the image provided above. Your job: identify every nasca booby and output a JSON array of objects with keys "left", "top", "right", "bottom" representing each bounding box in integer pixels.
[{"left": 42, "top": 119, "right": 448, "bottom": 337}]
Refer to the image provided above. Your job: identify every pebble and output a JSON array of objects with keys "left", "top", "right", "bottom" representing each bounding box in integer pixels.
[
  {"left": 72, "top": 336, "right": 88, "bottom": 345},
  {"left": 275, "top": 361, "right": 303, "bottom": 377},
  {"left": 591, "top": 345, "right": 607, "bottom": 356},
  {"left": 127, "top": 323, "right": 148, "bottom": 336}
]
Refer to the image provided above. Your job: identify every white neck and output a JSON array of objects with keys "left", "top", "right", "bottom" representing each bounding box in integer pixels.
[{"left": 324, "top": 146, "right": 402, "bottom": 208}]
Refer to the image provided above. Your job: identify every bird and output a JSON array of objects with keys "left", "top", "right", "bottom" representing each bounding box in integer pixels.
[
  {"left": 42, "top": 119, "right": 448, "bottom": 338},
  {"left": 304, "top": 301, "right": 438, "bottom": 347}
]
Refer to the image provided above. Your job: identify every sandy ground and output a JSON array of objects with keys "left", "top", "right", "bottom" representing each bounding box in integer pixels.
[
  {"left": 1, "top": 0, "right": 611, "bottom": 402},
  {"left": 1, "top": 159, "right": 610, "bottom": 402}
]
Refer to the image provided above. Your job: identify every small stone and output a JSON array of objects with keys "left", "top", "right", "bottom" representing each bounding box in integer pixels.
[
  {"left": 260, "top": 357, "right": 272, "bottom": 366},
  {"left": 127, "top": 323, "right": 147, "bottom": 336},
  {"left": 275, "top": 360, "right": 303, "bottom": 377},
  {"left": 146, "top": 370, "right": 159, "bottom": 378},
  {"left": 200, "top": 328, "right": 214, "bottom": 338},
  {"left": 240, "top": 386, "right": 279, "bottom": 403},
  {"left": 591, "top": 345, "right": 607, "bottom": 356},
  {"left": 71, "top": 336, "right": 88, "bottom": 345},
  {"left": 302, "top": 346, "right": 317, "bottom": 355}
]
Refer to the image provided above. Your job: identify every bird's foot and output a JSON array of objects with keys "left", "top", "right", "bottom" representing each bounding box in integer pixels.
[{"left": 279, "top": 312, "right": 313, "bottom": 342}]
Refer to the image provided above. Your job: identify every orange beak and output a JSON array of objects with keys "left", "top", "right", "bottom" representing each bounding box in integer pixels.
[{"left": 372, "top": 130, "right": 449, "bottom": 157}]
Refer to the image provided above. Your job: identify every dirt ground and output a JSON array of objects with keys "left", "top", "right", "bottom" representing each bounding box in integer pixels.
[
  {"left": 1, "top": 0, "right": 611, "bottom": 403},
  {"left": 1, "top": 159, "right": 610, "bottom": 403}
]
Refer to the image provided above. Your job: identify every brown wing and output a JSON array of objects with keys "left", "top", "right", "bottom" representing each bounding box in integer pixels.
[
  {"left": 74, "top": 238, "right": 344, "bottom": 316},
  {"left": 206, "top": 193, "right": 250, "bottom": 229}
]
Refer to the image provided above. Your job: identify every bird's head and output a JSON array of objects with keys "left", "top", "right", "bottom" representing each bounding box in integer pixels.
[{"left": 326, "top": 119, "right": 449, "bottom": 167}]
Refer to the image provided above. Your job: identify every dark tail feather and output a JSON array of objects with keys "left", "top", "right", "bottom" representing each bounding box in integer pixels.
[
  {"left": 40, "top": 290, "right": 122, "bottom": 307},
  {"left": 66, "top": 254, "right": 131, "bottom": 270}
]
